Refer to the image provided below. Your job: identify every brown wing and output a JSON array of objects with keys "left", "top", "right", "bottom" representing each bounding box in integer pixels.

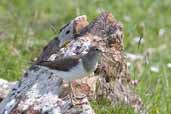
[
  {"left": 37, "top": 56, "right": 80, "bottom": 71},
  {"left": 35, "top": 37, "right": 60, "bottom": 64}
]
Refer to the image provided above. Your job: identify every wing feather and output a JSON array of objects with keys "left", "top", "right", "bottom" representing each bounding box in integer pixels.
[{"left": 38, "top": 56, "right": 80, "bottom": 71}]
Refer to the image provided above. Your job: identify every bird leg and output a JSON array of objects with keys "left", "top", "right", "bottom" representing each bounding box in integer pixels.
[
  {"left": 69, "top": 81, "right": 76, "bottom": 104},
  {"left": 69, "top": 81, "right": 88, "bottom": 106}
]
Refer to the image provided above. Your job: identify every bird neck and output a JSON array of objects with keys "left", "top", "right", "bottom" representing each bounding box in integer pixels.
[{"left": 81, "top": 52, "right": 99, "bottom": 73}]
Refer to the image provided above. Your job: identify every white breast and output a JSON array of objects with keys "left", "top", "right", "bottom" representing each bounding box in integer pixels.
[{"left": 52, "top": 60, "right": 88, "bottom": 81}]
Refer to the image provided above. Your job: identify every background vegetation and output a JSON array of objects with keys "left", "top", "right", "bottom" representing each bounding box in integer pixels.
[{"left": 0, "top": 0, "right": 170, "bottom": 113}]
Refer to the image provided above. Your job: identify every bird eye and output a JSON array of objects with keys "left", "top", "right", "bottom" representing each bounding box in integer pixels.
[
  {"left": 95, "top": 48, "right": 99, "bottom": 51},
  {"left": 66, "top": 30, "right": 70, "bottom": 34}
]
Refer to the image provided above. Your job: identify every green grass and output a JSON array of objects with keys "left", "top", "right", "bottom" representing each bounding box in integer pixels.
[
  {"left": 0, "top": 0, "right": 171, "bottom": 113},
  {"left": 91, "top": 98, "right": 135, "bottom": 114}
]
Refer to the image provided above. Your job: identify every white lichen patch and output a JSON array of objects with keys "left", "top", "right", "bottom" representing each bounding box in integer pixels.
[
  {"left": 56, "top": 35, "right": 93, "bottom": 59},
  {"left": 15, "top": 67, "right": 63, "bottom": 111}
]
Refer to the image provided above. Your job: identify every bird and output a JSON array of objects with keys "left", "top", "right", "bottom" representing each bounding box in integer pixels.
[
  {"left": 58, "top": 15, "right": 88, "bottom": 47},
  {"left": 35, "top": 15, "right": 88, "bottom": 64},
  {"left": 37, "top": 46, "right": 102, "bottom": 102}
]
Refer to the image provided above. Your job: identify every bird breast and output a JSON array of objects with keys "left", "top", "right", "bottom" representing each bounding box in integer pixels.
[{"left": 52, "top": 60, "right": 88, "bottom": 81}]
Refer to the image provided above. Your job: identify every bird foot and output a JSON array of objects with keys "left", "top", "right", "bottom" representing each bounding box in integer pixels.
[{"left": 70, "top": 94, "right": 88, "bottom": 106}]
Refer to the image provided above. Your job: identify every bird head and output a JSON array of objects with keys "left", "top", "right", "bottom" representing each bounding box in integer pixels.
[
  {"left": 87, "top": 46, "right": 102, "bottom": 59},
  {"left": 58, "top": 23, "right": 74, "bottom": 47},
  {"left": 58, "top": 15, "right": 88, "bottom": 48}
]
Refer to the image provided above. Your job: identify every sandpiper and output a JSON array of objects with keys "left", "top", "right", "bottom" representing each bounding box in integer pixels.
[{"left": 37, "top": 46, "right": 102, "bottom": 102}]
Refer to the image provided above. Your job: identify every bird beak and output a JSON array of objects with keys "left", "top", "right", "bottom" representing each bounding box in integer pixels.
[{"left": 60, "top": 40, "right": 70, "bottom": 48}]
